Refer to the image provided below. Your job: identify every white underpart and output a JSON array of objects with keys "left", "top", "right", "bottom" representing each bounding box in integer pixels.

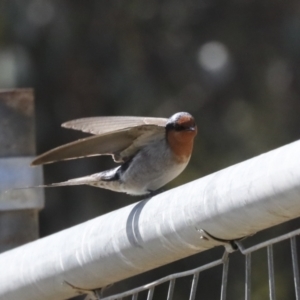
[{"left": 119, "top": 138, "right": 190, "bottom": 195}]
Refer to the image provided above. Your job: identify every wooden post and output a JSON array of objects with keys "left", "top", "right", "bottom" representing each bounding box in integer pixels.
[{"left": 0, "top": 89, "right": 44, "bottom": 253}]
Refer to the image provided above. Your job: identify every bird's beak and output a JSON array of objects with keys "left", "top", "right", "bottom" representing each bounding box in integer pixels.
[{"left": 186, "top": 127, "right": 196, "bottom": 131}]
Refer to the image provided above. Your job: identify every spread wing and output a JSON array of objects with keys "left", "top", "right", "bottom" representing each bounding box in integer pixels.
[
  {"left": 31, "top": 124, "right": 166, "bottom": 166},
  {"left": 62, "top": 116, "right": 168, "bottom": 135}
]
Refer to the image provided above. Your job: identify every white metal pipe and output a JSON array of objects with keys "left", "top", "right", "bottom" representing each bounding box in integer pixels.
[{"left": 1, "top": 140, "right": 300, "bottom": 300}]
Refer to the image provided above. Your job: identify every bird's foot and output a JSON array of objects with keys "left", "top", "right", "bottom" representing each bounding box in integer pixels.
[{"left": 147, "top": 188, "right": 165, "bottom": 197}]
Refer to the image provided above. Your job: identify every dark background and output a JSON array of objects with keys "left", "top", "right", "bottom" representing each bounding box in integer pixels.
[{"left": 1, "top": 0, "right": 300, "bottom": 299}]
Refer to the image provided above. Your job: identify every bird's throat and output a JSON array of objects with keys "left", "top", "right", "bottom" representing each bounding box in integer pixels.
[{"left": 167, "top": 130, "right": 196, "bottom": 163}]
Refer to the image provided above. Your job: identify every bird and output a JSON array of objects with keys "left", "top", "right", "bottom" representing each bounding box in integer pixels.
[{"left": 31, "top": 112, "right": 197, "bottom": 196}]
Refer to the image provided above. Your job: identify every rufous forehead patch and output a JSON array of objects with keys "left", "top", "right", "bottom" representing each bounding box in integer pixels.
[{"left": 176, "top": 115, "right": 195, "bottom": 126}]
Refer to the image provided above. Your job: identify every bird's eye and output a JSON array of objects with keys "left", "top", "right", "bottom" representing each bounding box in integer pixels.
[
  {"left": 175, "top": 124, "right": 185, "bottom": 131},
  {"left": 166, "top": 122, "right": 195, "bottom": 131}
]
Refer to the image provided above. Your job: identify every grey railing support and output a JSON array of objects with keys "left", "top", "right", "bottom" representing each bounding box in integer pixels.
[
  {"left": 1, "top": 138, "right": 300, "bottom": 300},
  {"left": 0, "top": 89, "right": 44, "bottom": 253}
]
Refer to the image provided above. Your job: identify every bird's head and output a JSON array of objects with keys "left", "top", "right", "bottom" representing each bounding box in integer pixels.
[
  {"left": 165, "top": 112, "right": 197, "bottom": 161},
  {"left": 166, "top": 112, "right": 197, "bottom": 140}
]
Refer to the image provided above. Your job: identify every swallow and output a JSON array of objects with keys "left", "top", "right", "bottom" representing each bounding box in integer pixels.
[{"left": 31, "top": 112, "right": 197, "bottom": 195}]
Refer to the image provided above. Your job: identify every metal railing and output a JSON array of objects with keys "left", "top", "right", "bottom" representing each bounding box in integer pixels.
[
  {"left": 94, "top": 227, "right": 300, "bottom": 300},
  {"left": 96, "top": 253, "right": 229, "bottom": 300},
  {"left": 2, "top": 139, "right": 300, "bottom": 300}
]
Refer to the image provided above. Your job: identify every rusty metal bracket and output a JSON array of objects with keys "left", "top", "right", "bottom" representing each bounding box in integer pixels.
[{"left": 196, "top": 228, "right": 239, "bottom": 253}]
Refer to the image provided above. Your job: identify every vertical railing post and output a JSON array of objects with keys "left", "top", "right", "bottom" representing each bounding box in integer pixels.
[{"left": 0, "top": 89, "right": 44, "bottom": 253}]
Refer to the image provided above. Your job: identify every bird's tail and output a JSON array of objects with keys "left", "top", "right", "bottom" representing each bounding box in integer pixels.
[
  {"left": 2, "top": 168, "right": 120, "bottom": 198},
  {"left": 3, "top": 175, "right": 100, "bottom": 194},
  {"left": 43, "top": 175, "right": 99, "bottom": 188}
]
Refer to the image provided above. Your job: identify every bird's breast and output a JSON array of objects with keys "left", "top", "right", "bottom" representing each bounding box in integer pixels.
[{"left": 119, "top": 138, "right": 191, "bottom": 194}]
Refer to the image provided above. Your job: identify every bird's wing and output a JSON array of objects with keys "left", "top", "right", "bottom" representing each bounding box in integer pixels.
[
  {"left": 62, "top": 116, "right": 168, "bottom": 135},
  {"left": 31, "top": 125, "right": 165, "bottom": 166}
]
